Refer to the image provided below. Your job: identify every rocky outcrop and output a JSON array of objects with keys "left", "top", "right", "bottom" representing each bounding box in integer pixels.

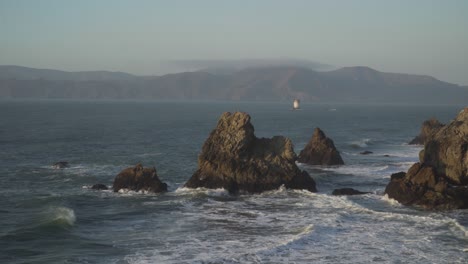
[
  {"left": 184, "top": 112, "right": 317, "bottom": 194},
  {"left": 385, "top": 108, "right": 468, "bottom": 209},
  {"left": 113, "top": 163, "right": 167, "bottom": 193},
  {"left": 91, "top": 183, "right": 108, "bottom": 190},
  {"left": 297, "top": 128, "right": 344, "bottom": 165},
  {"left": 409, "top": 118, "right": 445, "bottom": 145},
  {"left": 52, "top": 161, "right": 69, "bottom": 169},
  {"left": 332, "top": 188, "right": 370, "bottom": 196}
]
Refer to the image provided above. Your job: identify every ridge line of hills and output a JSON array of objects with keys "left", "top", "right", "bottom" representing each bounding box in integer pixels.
[{"left": 0, "top": 65, "right": 467, "bottom": 104}]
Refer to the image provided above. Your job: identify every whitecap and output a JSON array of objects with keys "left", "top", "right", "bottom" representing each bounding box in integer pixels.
[
  {"left": 381, "top": 194, "right": 402, "bottom": 207},
  {"left": 349, "top": 138, "right": 373, "bottom": 148},
  {"left": 45, "top": 206, "right": 76, "bottom": 227},
  {"left": 174, "top": 187, "right": 230, "bottom": 197}
]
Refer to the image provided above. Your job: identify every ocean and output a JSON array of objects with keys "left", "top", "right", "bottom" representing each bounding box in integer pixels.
[{"left": 0, "top": 100, "right": 467, "bottom": 263}]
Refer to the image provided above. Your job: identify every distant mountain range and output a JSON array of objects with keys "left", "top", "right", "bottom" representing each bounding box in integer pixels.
[{"left": 0, "top": 65, "right": 467, "bottom": 104}]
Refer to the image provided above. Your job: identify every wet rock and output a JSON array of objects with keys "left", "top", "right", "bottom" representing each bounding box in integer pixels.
[
  {"left": 297, "top": 128, "right": 344, "bottom": 165},
  {"left": 113, "top": 163, "right": 167, "bottom": 193},
  {"left": 409, "top": 118, "right": 445, "bottom": 145},
  {"left": 91, "top": 183, "right": 108, "bottom": 190},
  {"left": 184, "top": 112, "right": 317, "bottom": 194},
  {"left": 360, "top": 151, "right": 373, "bottom": 155},
  {"left": 332, "top": 188, "right": 370, "bottom": 196},
  {"left": 52, "top": 161, "right": 69, "bottom": 169},
  {"left": 385, "top": 108, "right": 468, "bottom": 209}
]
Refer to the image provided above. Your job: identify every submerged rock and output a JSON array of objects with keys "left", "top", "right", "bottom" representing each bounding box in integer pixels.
[
  {"left": 385, "top": 108, "right": 468, "bottom": 209},
  {"left": 360, "top": 151, "right": 373, "bottom": 155},
  {"left": 91, "top": 183, "right": 108, "bottom": 190},
  {"left": 408, "top": 118, "right": 445, "bottom": 145},
  {"left": 184, "top": 112, "right": 317, "bottom": 194},
  {"left": 297, "top": 128, "right": 344, "bottom": 165},
  {"left": 52, "top": 161, "right": 69, "bottom": 169},
  {"left": 332, "top": 188, "right": 370, "bottom": 196},
  {"left": 113, "top": 163, "right": 167, "bottom": 193}
]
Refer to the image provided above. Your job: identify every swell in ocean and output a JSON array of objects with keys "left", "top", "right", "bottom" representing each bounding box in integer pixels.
[{"left": 0, "top": 101, "right": 467, "bottom": 263}]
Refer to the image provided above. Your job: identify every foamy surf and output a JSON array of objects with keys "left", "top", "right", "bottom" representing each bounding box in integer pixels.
[
  {"left": 382, "top": 194, "right": 403, "bottom": 207},
  {"left": 349, "top": 138, "right": 373, "bottom": 148},
  {"left": 175, "top": 187, "right": 231, "bottom": 197}
]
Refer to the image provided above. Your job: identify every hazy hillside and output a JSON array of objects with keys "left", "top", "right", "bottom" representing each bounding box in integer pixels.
[
  {"left": 0, "top": 65, "right": 137, "bottom": 81},
  {"left": 1, "top": 65, "right": 467, "bottom": 104}
]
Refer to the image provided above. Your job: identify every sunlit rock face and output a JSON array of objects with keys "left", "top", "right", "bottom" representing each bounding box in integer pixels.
[
  {"left": 385, "top": 108, "right": 468, "bottom": 209},
  {"left": 185, "top": 112, "right": 317, "bottom": 194}
]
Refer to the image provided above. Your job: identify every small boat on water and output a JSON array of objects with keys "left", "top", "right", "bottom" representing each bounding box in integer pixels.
[{"left": 293, "top": 99, "right": 300, "bottom": 110}]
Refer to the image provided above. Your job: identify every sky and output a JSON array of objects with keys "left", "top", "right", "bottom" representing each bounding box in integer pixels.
[{"left": 1, "top": 0, "right": 468, "bottom": 85}]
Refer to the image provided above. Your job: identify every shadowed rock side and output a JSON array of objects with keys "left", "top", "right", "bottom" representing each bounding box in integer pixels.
[
  {"left": 52, "top": 161, "right": 69, "bottom": 169},
  {"left": 113, "top": 163, "right": 168, "bottom": 193},
  {"left": 184, "top": 112, "right": 317, "bottom": 194},
  {"left": 332, "top": 188, "right": 370, "bottom": 196},
  {"left": 297, "top": 128, "right": 344, "bottom": 165},
  {"left": 385, "top": 108, "right": 468, "bottom": 209},
  {"left": 409, "top": 118, "right": 445, "bottom": 145},
  {"left": 91, "top": 183, "right": 108, "bottom": 190}
]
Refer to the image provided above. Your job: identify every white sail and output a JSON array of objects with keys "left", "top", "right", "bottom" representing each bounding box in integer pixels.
[{"left": 293, "top": 99, "right": 300, "bottom": 109}]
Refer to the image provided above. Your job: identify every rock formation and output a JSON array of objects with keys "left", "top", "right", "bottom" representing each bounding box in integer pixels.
[
  {"left": 297, "top": 128, "right": 344, "bottom": 165},
  {"left": 408, "top": 118, "right": 445, "bottom": 145},
  {"left": 332, "top": 188, "right": 370, "bottom": 196},
  {"left": 52, "top": 161, "right": 69, "bottom": 169},
  {"left": 91, "top": 183, "right": 108, "bottom": 190},
  {"left": 184, "top": 112, "right": 317, "bottom": 194},
  {"left": 113, "top": 163, "right": 167, "bottom": 193},
  {"left": 385, "top": 108, "right": 468, "bottom": 209}
]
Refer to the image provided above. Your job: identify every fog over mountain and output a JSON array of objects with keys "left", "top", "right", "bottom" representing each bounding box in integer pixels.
[{"left": 1, "top": 65, "right": 467, "bottom": 104}]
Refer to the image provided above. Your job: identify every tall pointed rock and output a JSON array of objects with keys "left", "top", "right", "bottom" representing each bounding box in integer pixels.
[
  {"left": 298, "top": 128, "right": 344, "bottom": 165},
  {"left": 184, "top": 112, "right": 317, "bottom": 194}
]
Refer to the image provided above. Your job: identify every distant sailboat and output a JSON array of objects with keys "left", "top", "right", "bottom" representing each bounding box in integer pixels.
[{"left": 293, "top": 99, "right": 300, "bottom": 110}]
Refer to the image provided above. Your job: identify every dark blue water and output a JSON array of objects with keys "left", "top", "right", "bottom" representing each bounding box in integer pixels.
[{"left": 1, "top": 100, "right": 467, "bottom": 263}]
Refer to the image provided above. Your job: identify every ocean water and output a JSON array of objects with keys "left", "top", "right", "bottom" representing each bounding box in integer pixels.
[{"left": 0, "top": 100, "right": 467, "bottom": 264}]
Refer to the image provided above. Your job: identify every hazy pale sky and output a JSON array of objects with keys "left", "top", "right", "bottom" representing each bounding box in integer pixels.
[{"left": 1, "top": 0, "right": 467, "bottom": 84}]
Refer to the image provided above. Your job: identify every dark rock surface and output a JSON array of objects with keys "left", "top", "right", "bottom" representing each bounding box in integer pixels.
[
  {"left": 91, "top": 183, "right": 108, "bottom": 190},
  {"left": 184, "top": 112, "right": 317, "bottom": 194},
  {"left": 52, "top": 161, "right": 69, "bottom": 169},
  {"left": 297, "top": 128, "right": 344, "bottom": 165},
  {"left": 113, "top": 163, "right": 167, "bottom": 193},
  {"left": 360, "top": 151, "right": 373, "bottom": 155},
  {"left": 409, "top": 118, "right": 445, "bottom": 145},
  {"left": 385, "top": 108, "right": 468, "bottom": 209},
  {"left": 332, "top": 188, "right": 370, "bottom": 196}
]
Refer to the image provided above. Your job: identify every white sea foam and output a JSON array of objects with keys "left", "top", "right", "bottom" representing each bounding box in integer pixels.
[
  {"left": 116, "top": 188, "right": 158, "bottom": 195},
  {"left": 381, "top": 194, "right": 402, "bottom": 207},
  {"left": 349, "top": 138, "right": 373, "bottom": 148},
  {"left": 175, "top": 186, "right": 230, "bottom": 197},
  {"left": 47, "top": 206, "right": 76, "bottom": 227},
  {"left": 321, "top": 164, "right": 390, "bottom": 177}
]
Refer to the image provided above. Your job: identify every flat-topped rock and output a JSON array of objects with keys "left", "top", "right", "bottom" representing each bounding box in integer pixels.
[
  {"left": 297, "top": 128, "right": 344, "bottom": 165},
  {"left": 113, "top": 163, "right": 167, "bottom": 193},
  {"left": 184, "top": 112, "right": 317, "bottom": 194}
]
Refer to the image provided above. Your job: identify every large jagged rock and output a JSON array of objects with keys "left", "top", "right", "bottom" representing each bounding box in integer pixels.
[
  {"left": 297, "top": 128, "right": 344, "bottom": 165},
  {"left": 409, "top": 118, "right": 445, "bottom": 145},
  {"left": 113, "top": 163, "right": 167, "bottom": 193},
  {"left": 184, "top": 112, "right": 317, "bottom": 194},
  {"left": 385, "top": 108, "right": 468, "bottom": 209}
]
